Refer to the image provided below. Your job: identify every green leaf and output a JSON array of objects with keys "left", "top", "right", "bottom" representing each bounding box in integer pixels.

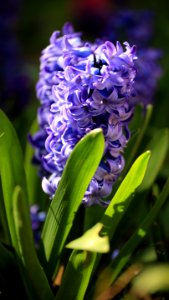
[
  {"left": 0, "top": 110, "right": 27, "bottom": 248},
  {"left": 83, "top": 204, "right": 105, "bottom": 232},
  {"left": 13, "top": 186, "right": 54, "bottom": 300},
  {"left": 0, "top": 111, "right": 53, "bottom": 299},
  {"left": 0, "top": 184, "right": 10, "bottom": 244},
  {"left": 132, "top": 264, "right": 169, "bottom": 295},
  {"left": 139, "top": 128, "right": 169, "bottom": 191},
  {"left": 94, "top": 176, "right": 169, "bottom": 298},
  {"left": 39, "top": 128, "right": 104, "bottom": 279},
  {"left": 66, "top": 223, "right": 110, "bottom": 253},
  {"left": 55, "top": 250, "right": 96, "bottom": 300},
  {"left": 57, "top": 151, "right": 151, "bottom": 300},
  {"left": 101, "top": 151, "right": 151, "bottom": 238},
  {"left": 24, "top": 118, "right": 40, "bottom": 206}
]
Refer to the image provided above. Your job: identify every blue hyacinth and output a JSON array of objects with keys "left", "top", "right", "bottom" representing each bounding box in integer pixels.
[{"left": 30, "top": 23, "right": 137, "bottom": 206}]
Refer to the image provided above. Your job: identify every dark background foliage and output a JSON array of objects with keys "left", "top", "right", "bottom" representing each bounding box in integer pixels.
[{"left": 1, "top": 0, "right": 169, "bottom": 130}]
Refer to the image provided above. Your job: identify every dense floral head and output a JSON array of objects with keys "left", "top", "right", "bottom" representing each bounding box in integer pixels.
[{"left": 30, "top": 22, "right": 137, "bottom": 206}]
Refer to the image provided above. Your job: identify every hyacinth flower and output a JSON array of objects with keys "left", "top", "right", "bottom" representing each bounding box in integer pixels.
[
  {"left": 30, "top": 22, "right": 137, "bottom": 206},
  {"left": 29, "top": 23, "right": 85, "bottom": 177},
  {"left": 100, "top": 9, "right": 162, "bottom": 106}
]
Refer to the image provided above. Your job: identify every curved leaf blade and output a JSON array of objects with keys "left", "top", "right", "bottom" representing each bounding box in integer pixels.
[
  {"left": 56, "top": 151, "right": 151, "bottom": 300},
  {"left": 102, "top": 151, "right": 151, "bottom": 238},
  {"left": 39, "top": 128, "right": 104, "bottom": 279},
  {"left": 0, "top": 110, "right": 27, "bottom": 248},
  {"left": 94, "top": 177, "right": 169, "bottom": 299},
  {"left": 55, "top": 250, "right": 96, "bottom": 300},
  {"left": 13, "top": 186, "right": 54, "bottom": 300}
]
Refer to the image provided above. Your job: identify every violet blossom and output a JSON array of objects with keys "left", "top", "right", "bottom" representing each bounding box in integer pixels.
[{"left": 30, "top": 23, "right": 137, "bottom": 206}]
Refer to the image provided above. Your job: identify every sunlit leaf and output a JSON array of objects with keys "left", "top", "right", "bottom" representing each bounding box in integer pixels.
[
  {"left": 94, "top": 176, "right": 169, "bottom": 297},
  {"left": 55, "top": 250, "right": 96, "bottom": 300},
  {"left": 39, "top": 128, "right": 104, "bottom": 279},
  {"left": 101, "top": 151, "right": 151, "bottom": 238},
  {"left": 66, "top": 223, "right": 110, "bottom": 253},
  {"left": 56, "top": 152, "right": 150, "bottom": 300}
]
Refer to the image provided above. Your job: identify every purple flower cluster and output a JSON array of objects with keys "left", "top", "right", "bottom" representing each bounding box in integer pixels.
[
  {"left": 30, "top": 23, "right": 137, "bottom": 206},
  {"left": 101, "top": 9, "right": 162, "bottom": 106}
]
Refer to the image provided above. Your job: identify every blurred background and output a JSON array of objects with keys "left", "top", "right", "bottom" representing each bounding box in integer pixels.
[
  {"left": 1, "top": 0, "right": 169, "bottom": 134},
  {"left": 1, "top": 1, "right": 169, "bottom": 295}
]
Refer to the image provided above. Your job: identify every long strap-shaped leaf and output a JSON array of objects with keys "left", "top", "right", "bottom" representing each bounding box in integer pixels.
[
  {"left": 55, "top": 151, "right": 150, "bottom": 300},
  {"left": 93, "top": 177, "right": 169, "bottom": 300},
  {"left": 39, "top": 128, "right": 104, "bottom": 280},
  {"left": 0, "top": 110, "right": 53, "bottom": 299},
  {"left": 0, "top": 110, "right": 27, "bottom": 249},
  {"left": 13, "top": 186, "right": 54, "bottom": 300},
  {"left": 55, "top": 250, "right": 97, "bottom": 300},
  {"left": 101, "top": 151, "right": 151, "bottom": 238}
]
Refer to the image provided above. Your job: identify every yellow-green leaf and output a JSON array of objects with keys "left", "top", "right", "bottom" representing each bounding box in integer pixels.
[{"left": 66, "top": 223, "right": 110, "bottom": 253}]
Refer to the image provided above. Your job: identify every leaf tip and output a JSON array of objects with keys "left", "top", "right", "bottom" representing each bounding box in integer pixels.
[
  {"left": 145, "top": 150, "right": 151, "bottom": 158},
  {"left": 89, "top": 128, "right": 103, "bottom": 137},
  {"left": 66, "top": 223, "right": 110, "bottom": 253}
]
